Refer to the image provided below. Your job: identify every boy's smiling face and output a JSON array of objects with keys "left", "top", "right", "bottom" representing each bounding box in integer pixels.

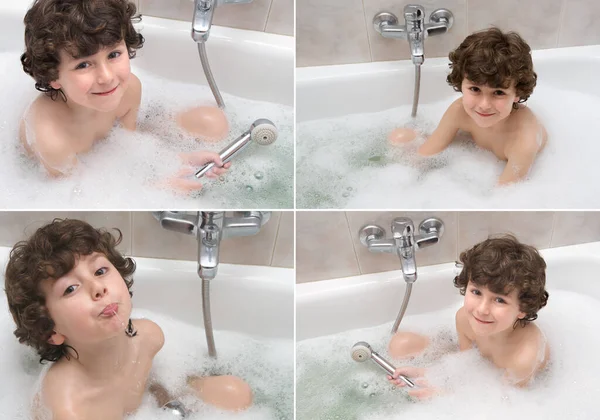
[
  {"left": 41, "top": 252, "right": 132, "bottom": 346},
  {"left": 463, "top": 281, "right": 526, "bottom": 337},
  {"left": 50, "top": 41, "right": 131, "bottom": 112},
  {"left": 461, "top": 79, "right": 520, "bottom": 128}
]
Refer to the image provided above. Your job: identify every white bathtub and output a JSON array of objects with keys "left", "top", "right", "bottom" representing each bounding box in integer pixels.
[
  {"left": 0, "top": 3, "right": 294, "bottom": 209},
  {"left": 0, "top": 245, "right": 294, "bottom": 419},
  {"left": 296, "top": 241, "right": 600, "bottom": 420},
  {"left": 297, "top": 241, "right": 600, "bottom": 340},
  {"left": 0, "top": 246, "right": 294, "bottom": 339},
  {"left": 296, "top": 45, "right": 600, "bottom": 209},
  {"left": 0, "top": 3, "right": 293, "bottom": 106}
]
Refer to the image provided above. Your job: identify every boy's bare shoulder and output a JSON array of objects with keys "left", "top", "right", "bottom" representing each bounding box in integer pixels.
[
  {"left": 455, "top": 306, "right": 472, "bottom": 337},
  {"left": 133, "top": 318, "right": 165, "bottom": 354},
  {"left": 507, "top": 106, "right": 546, "bottom": 153},
  {"left": 39, "top": 360, "right": 86, "bottom": 417},
  {"left": 507, "top": 324, "right": 550, "bottom": 384}
]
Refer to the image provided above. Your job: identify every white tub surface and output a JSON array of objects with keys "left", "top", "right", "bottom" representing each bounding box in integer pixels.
[
  {"left": 0, "top": 247, "right": 294, "bottom": 339},
  {"left": 0, "top": 3, "right": 293, "bottom": 106},
  {"left": 297, "top": 241, "right": 600, "bottom": 341},
  {"left": 297, "top": 45, "right": 600, "bottom": 122}
]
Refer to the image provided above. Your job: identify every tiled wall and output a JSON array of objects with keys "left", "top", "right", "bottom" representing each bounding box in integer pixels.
[
  {"left": 296, "top": 211, "right": 600, "bottom": 283},
  {"left": 0, "top": 211, "right": 293, "bottom": 269},
  {"left": 136, "top": 0, "right": 293, "bottom": 36},
  {"left": 297, "top": 0, "right": 600, "bottom": 66}
]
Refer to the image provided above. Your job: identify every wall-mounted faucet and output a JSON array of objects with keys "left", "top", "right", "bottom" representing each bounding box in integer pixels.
[
  {"left": 373, "top": 4, "right": 454, "bottom": 117},
  {"left": 359, "top": 216, "right": 444, "bottom": 334},
  {"left": 153, "top": 211, "right": 271, "bottom": 357},
  {"left": 360, "top": 217, "right": 444, "bottom": 283},
  {"left": 192, "top": 0, "right": 253, "bottom": 42},
  {"left": 373, "top": 5, "right": 454, "bottom": 65}
]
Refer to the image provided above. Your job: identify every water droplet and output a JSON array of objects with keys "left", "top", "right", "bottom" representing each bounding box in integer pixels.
[
  {"left": 254, "top": 171, "right": 264, "bottom": 180},
  {"left": 361, "top": 382, "right": 369, "bottom": 389},
  {"left": 245, "top": 185, "right": 253, "bottom": 192},
  {"left": 342, "top": 192, "right": 349, "bottom": 197},
  {"left": 219, "top": 176, "right": 225, "bottom": 181},
  {"left": 346, "top": 186, "right": 353, "bottom": 191},
  {"left": 369, "top": 393, "right": 376, "bottom": 397}
]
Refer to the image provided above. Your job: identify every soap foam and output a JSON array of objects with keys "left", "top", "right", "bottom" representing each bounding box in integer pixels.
[
  {"left": 0, "top": 291, "right": 293, "bottom": 419},
  {"left": 297, "top": 290, "right": 600, "bottom": 420},
  {"left": 0, "top": 52, "right": 293, "bottom": 208},
  {"left": 297, "top": 86, "right": 600, "bottom": 208}
]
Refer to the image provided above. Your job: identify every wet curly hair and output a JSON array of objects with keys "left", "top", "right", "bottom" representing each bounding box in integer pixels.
[
  {"left": 446, "top": 28, "right": 537, "bottom": 110},
  {"left": 453, "top": 234, "right": 549, "bottom": 329},
  {"left": 20, "top": 0, "right": 144, "bottom": 101},
  {"left": 4, "top": 218, "right": 136, "bottom": 363}
]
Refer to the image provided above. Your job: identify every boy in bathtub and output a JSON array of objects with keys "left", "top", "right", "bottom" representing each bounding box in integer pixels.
[
  {"left": 386, "top": 235, "right": 550, "bottom": 399},
  {"left": 389, "top": 28, "right": 547, "bottom": 186},
  {"left": 4, "top": 218, "right": 253, "bottom": 419},
  {"left": 19, "top": 0, "right": 229, "bottom": 191}
]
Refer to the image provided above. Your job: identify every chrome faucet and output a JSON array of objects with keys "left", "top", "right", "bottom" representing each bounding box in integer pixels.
[
  {"left": 373, "top": 5, "right": 454, "bottom": 65},
  {"left": 359, "top": 217, "right": 444, "bottom": 283},
  {"left": 192, "top": 0, "right": 253, "bottom": 42},
  {"left": 153, "top": 211, "right": 271, "bottom": 280}
]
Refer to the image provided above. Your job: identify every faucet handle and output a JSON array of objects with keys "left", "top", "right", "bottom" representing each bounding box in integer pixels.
[
  {"left": 153, "top": 211, "right": 199, "bottom": 236},
  {"left": 391, "top": 217, "right": 415, "bottom": 239},
  {"left": 404, "top": 4, "right": 425, "bottom": 23},
  {"left": 222, "top": 211, "right": 270, "bottom": 239},
  {"left": 415, "top": 218, "right": 444, "bottom": 248},
  {"left": 425, "top": 9, "right": 454, "bottom": 37}
]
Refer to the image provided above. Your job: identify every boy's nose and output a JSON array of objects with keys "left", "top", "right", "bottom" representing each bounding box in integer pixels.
[
  {"left": 96, "top": 62, "right": 114, "bottom": 85},
  {"left": 91, "top": 280, "right": 108, "bottom": 299},
  {"left": 478, "top": 300, "right": 490, "bottom": 314}
]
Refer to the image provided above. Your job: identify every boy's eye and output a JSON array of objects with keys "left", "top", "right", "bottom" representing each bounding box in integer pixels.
[
  {"left": 95, "top": 267, "right": 108, "bottom": 276},
  {"left": 494, "top": 90, "right": 506, "bottom": 96},
  {"left": 469, "top": 87, "right": 480, "bottom": 93},
  {"left": 108, "top": 51, "right": 122, "bottom": 59},
  {"left": 75, "top": 62, "right": 90, "bottom": 70},
  {"left": 63, "top": 285, "right": 78, "bottom": 295},
  {"left": 495, "top": 297, "right": 506, "bottom": 304},
  {"left": 470, "top": 289, "right": 481, "bottom": 296}
]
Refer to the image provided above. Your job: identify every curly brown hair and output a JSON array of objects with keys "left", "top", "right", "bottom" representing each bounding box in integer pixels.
[
  {"left": 20, "top": 0, "right": 144, "bottom": 101},
  {"left": 453, "top": 234, "right": 548, "bottom": 328},
  {"left": 4, "top": 218, "right": 136, "bottom": 363},
  {"left": 447, "top": 28, "right": 537, "bottom": 110}
]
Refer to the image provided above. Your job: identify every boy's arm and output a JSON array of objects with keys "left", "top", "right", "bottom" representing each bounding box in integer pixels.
[
  {"left": 498, "top": 123, "right": 543, "bottom": 186},
  {"left": 120, "top": 74, "right": 142, "bottom": 131},
  {"left": 504, "top": 341, "right": 549, "bottom": 387},
  {"left": 25, "top": 121, "right": 78, "bottom": 177},
  {"left": 455, "top": 308, "right": 474, "bottom": 351},
  {"left": 417, "top": 99, "right": 462, "bottom": 156}
]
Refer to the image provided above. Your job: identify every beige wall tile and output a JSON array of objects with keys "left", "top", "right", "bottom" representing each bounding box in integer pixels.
[
  {"left": 558, "top": 0, "right": 600, "bottom": 47},
  {"left": 140, "top": 0, "right": 282, "bottom": 34},
  {"left": 467, "top": 0, "right": 563, "bottom": 50},
  {"left": 219, "top": 211, "right": 281, "bottom": 265},
  {"left": 296, "top": 212, "right": 360, "bottom": 282},
  {"left": 272, "top": 211, "right": 294, "bottom": 268},
  {"left": 213, "top": 0, "right": 272, "bottom": 32},
  {"left": 296, "top": 0, "right": 371, "bottom": 67},
  {"left": 0, "top": 212, "right": 132, "bottom": 254},
  {"left": 140, "top": 0, "right": 190, "bottom": 21},
  {"left": 364, "top": 0, "right": 467, "bottom": 62},
  {"left": 132, "top": 211, "right": 280, "bottom": 265},
  {"left": 457, "top": 211, "right": 554, "bottom": 255},
  {"left": 265, "top": 0, "right": 294, "bottom": 36},
  {"left": 346, "top": 211, "right": 457, "bottom": 274},
  {"left": 551, "top": 212, "right": 600, "bottom": 247}
]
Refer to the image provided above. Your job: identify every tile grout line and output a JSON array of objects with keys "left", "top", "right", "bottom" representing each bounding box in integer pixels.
[
  {"left": 345, "top": 212, "right": 363, "bottom": 274},
  {"left": 263, "top": 0, "right": 274, "bottom": 32},
  {"left": 556, "top": 0, "right": 567, "bottom": 48},
  {"left": 549, "top": 211, "right": 558, "bottom": 248},
  {"left": 360, "top": 0, "right": 374, "bottom": 62},
  {"left": 269, "top": 212, "right": 282, "bottom": 267}
]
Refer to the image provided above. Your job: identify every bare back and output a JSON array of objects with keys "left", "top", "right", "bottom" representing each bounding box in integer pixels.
[{"left": 34, "top": 319, "right": 164, "bottom": 420}]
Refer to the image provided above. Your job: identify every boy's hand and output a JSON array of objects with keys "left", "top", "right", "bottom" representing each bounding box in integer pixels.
[
  {"left": 159, "top": 151, "right": 232, "bottom": 193},
  {"left": 387, "top": 366, "right": 438, "bottom": 400}
]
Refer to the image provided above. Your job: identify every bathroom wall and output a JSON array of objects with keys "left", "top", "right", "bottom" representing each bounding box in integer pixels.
[
  {"left": 0, "top": 211, "right": 293, "bottom": 268},
  {"left": 136, "top": 0, "right": 294, "bottom": 36},
  {"left": 296, "top": 211, "right": 600, "bottom": 283},
  {"left": 297, "top": 0, "right": 600, "bottom": 66}
]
